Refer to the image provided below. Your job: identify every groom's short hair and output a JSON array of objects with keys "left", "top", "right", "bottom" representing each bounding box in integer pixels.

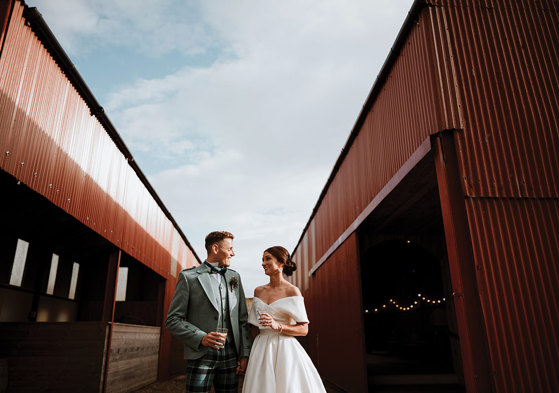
[{"left": 205, "top": 231, "right": 234, "bottom": 253}]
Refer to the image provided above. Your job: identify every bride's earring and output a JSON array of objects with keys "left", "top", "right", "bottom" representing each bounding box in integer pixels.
[{"left": 278, "top": 267, "right": 283, "bottom": 273}]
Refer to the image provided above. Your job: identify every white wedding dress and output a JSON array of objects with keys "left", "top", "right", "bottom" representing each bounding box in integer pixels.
[{"left": 242, "top": 296, "right": 327, "bottom": 393}]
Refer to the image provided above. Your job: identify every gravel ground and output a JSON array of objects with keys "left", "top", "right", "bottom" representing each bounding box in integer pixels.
[
  {"left": 133, "top": 375, "right": 245, "bottom": 393},
  {"left": 133, "top": 375, "right": 342, "bottom": 393}
]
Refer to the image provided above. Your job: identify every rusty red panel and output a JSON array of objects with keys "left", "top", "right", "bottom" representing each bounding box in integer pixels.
[
  {"left": 0, "top": 0, "right": 196, "bottom": 282},
  {"left": 437, "top": 0, "right": 559, "bottom": 198},
  {"left": 465, "top": 198, "right": 559, "bottom": 393},
  {"left": 303, "top": 233, "right": 367, "bottom": 392},
  {"left": 435, "top": 2, "right": 559, "bottom": 392}
]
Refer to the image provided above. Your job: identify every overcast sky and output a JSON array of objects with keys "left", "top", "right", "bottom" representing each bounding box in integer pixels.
[{"left": 27, "top": 0, "right": 414, "bottom": 297}]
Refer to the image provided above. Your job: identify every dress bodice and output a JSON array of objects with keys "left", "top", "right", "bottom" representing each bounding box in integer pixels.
[{"left": 248, "top": 296, "right": 309, "bottom": 329}]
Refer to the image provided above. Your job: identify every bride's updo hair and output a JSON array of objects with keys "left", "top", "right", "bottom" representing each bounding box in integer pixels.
[{"left": 264, "top": 246, "right": 297, "bottom": 276}]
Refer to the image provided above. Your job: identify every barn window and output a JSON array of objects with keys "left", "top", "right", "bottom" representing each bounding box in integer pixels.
[
  {"left": 9, "top": 239, "right": 29, "bottom": 287},
  {"left": 46, "top": 253, "right": 59, "bottom": 295}
]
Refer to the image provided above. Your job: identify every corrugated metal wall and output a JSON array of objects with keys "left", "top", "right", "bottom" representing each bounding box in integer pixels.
[
  {"left": 292, "top": 3, "right": 460, "bottom": 390},
  {"left": 442, "top": 0, "right": 559, "bottom": 199},
  {"left": 466, "top": 198, "right": 559, "bottom": 392},
  {"left": 303, "top": 233, "right": 367, "bottom": 393},
  {"left": 293, "top": 1, "right": 558, "bottom": 392},
  {"left": 437, "top": 1, "right": 559, "bottom": 391},
  {"left": 0, "top": 0, "right": 197, "bottom": 280}
]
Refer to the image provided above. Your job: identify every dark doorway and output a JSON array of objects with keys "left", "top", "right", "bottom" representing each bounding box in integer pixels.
[
  {"left": 114, "top": 254, "right": 166, "bottom": 327},
  {"left": 358, "top": 152, "right": 464, "bottom": 392},
  {"left": 362, "top": 240, "right": 453, "bottom": 372}
]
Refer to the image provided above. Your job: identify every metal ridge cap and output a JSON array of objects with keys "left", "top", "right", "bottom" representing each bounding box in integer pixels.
[{"left": 292, "top": 0, "right": 429, "bottom": 256}]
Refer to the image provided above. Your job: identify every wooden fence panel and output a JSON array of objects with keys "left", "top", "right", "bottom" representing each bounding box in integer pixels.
[
  {"left": 0, "top": 322, "right": 109, "bottom": 392},
  {"left": 105, "top": 323, "right": 160, "bottom": 393}
]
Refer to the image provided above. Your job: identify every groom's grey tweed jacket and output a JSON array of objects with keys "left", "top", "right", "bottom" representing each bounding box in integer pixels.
[{"left": 165, "top": 263, "right": 252, "bottom": 360}]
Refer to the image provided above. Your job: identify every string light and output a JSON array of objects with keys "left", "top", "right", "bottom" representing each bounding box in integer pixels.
[{"left": 365, "top": 292, "right": 447, "bottom": 314}]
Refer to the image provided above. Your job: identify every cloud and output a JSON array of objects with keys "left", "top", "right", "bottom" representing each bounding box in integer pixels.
[
  {"left": 28, "top": 0, "right": 218, "bottom": 56},
  {"left": 28, "top": 0, "right": 415, "bottom": 296},
  {"left": 148, "top": 159, "right": 328, "bottom": 295},
  {"left": 104, "top": 0, "right": 415, "bottom": 164}
]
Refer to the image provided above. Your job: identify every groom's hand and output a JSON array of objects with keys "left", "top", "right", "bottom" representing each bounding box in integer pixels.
[
  {"left": 201, "top": 332, "right": 226, "bottom": 349},
  {"left": 236, "top": 356, "right": 248, "bottom": 375}
]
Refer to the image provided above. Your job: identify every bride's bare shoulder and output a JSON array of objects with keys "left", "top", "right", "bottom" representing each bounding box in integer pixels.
[
  {"left": 253, "top": 285, "right": 268, "bottom": 298},
  {"left": 285, "top": 283, "right": 302, "bottom": 297}
]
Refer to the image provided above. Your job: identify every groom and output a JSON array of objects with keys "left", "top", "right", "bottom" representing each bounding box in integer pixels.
[{"left": 166, "top": 231, "right": 252, "bottom": 393}]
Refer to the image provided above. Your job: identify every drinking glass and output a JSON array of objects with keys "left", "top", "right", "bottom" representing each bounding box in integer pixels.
[{"left": 216, "top": 327, "right": 228, "bottom": 349}]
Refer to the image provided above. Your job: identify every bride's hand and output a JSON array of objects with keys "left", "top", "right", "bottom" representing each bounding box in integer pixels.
[{"left": 259, "top": 312, "right": 281, "bottom": 330}]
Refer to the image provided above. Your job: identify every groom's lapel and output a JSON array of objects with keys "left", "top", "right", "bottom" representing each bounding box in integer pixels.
[
  {"left": 195, "top": 264, "right": 220, "bottom": 313},
  {"left": 224, "top": 270, "right": 238, "bottom": 312}
]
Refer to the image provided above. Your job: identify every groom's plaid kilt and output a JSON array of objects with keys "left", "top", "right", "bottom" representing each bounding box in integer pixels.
[{"left": 185, "top": 342, "right": 238, "bottom": 393}]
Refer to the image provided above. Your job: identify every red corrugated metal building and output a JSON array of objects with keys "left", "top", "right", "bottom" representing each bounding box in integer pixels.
[
  {"left": 0, "top": 0, "right": 199, "bottom": 391},
  {"left": 291, "top": 1, "right": 558, "bottom": 392}
]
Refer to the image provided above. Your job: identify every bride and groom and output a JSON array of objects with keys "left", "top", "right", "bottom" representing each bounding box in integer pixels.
[{"left": 165, "top": 231, "right": 326, "bottom": 393}]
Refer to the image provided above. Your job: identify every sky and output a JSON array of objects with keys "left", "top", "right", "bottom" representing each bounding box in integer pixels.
[{"left": 26, "top": 0, "right": 415, "bottom": 297}]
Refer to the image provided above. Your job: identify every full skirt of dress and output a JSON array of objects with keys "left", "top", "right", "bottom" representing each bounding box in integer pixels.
[
  {"left": 242, "top": 296, "right": 326, "bottom": 393},
  {"left": 242, "top": 330, "right": 326, "bottom": 393}
]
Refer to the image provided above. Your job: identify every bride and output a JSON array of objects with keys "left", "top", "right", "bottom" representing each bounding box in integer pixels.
[{"left": 242, "top": 246, "right": 327, "bottom": 393}]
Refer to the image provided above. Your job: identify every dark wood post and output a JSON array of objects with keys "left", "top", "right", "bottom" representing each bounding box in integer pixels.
[
  {"left": 101, "top": 249, "right": 121, "bottom": 392},
  {"left": 433, "top": 130, "right": 494, "bottom": 393},
  {"left": 102, "top": 250, "right": 120, "bottom": 322},
  {"left": 157, "top": 279, "right": 173, "bottom": 381}
]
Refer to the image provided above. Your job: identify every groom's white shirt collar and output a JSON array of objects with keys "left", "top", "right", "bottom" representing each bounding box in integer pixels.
[{"left": 205, "top": 260, "right": 222, "bottom": 284}]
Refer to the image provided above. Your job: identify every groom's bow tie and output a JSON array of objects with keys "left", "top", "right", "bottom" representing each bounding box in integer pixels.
[{"left": 205, "top": 262, "right": 227, "bottom": 275}]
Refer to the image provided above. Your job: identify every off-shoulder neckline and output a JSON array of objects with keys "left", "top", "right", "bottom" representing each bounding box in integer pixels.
[{"left": 253, "top": 295, "right": 303, "bottom": 306}]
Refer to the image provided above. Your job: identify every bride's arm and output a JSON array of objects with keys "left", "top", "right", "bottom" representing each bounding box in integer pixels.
[
  {"left": 258, "top": 313, "right": 309, "bottom": 336},
  {"left": 277, "top": 321, "right": 308, "bottom": 337}
]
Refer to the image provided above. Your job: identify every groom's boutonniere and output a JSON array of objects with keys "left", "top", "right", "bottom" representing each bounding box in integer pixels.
[{"left": 230, "top": 276, "right": 239, "bottom": 291}]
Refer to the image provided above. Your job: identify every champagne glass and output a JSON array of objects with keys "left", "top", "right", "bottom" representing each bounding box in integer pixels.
[{"left": 216, "top": 327, "right": 228, "bottom": 349}]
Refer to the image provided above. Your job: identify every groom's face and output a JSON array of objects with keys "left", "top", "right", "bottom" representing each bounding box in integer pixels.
[{"left": 214, "top": 238, "right": 235, "bottom": 267}]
